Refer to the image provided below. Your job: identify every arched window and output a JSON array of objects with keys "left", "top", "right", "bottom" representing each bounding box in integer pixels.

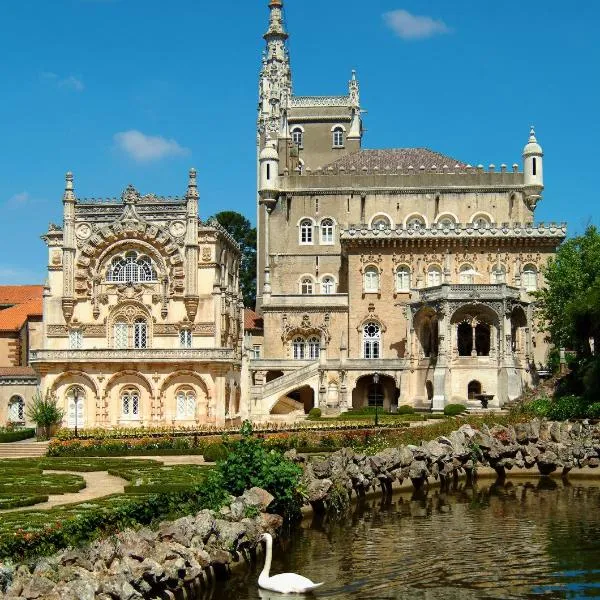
[
  {"left": 459, "top": 265, "right": 476, "bottom": 284},
  {"left": 66, "top": 387, "right": 85, "bottom": 428},
  {"left": 437, "top": 215, "right": 456, "bottom": 228},
  {"left": 8, "top": 395, "right": 25, "bottom": 423},
  {"left": 292, "top": 337, "right": 306, "bottom": 360},
  {"left": 321, "top": 276, "right": 335, "bottom": 295},
  {"left": 121, "top": 388, "right": 140, "bottom": 420},
  {"left": 427, "top": 266, "right": 442, "bottom": 287},
  {"left": 332, "top": 127, "right": 344, "bottom": 148},
  {"left": 396, "top": 266, "right": 411, "bottom": 292},
  {"left": 292, "top": 127, "right": 303, "bottom": 148},
  {"left": 320, "top": 218, "right": 334, "bottom": 244},
  {"left": 176, "top": 389, "right": 196, "bottom": 419},
  {"left": 363, "top": 322, "right": 381, "bottom": 359},
  {"left": 300, "top": 277, "right": 314, "bottom": 295},
  {"left": 307, "top": 337, "right": 320, "bottom": 360},
  {"left": 472, "top": 215, "right": 491, "bottom": 229},
  {"left": 107, "top": 251, "right": 157, "bottom": 284},
  {"left": 491, "top": 265, "right": 506, "bottom": 284},
  {"left": 406, "top": 216, "right": 426, "bottom": 230},
  {"left": 371, "top": 216, "right": 390, "bottom": 230},
  {"left": 364, "top": 266, "right": 379, "bottom": 292},
  {"left": 299, "top": 219, "right": 313, "bottom": 244},
  {"left": 134, "top": 319, "right": 148, "bottom": 349},
  {"left": 522, "top": 264, "right": 538, "bottom": 291}
]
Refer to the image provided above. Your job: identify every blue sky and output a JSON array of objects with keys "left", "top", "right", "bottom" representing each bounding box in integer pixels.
[{"left": 1, "top": 0, "right": 598, "bottom": 284}]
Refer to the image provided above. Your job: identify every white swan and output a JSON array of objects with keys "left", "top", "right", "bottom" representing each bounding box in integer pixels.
[{"left": 258, "top": 532, "right": 324, "bottom": 594}]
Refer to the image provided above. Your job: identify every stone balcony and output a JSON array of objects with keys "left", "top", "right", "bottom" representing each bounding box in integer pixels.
[
  {"left": 415, "top": 283, "right": 522, "bottom": 303},
  {"left": 29, "top": 348, "right": 237, "bottom": 364}
]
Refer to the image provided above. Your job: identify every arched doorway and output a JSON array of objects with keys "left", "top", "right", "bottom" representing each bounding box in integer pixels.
[
  {"left": 468, "top": 380, "right": 482, "bottom": 400},
  {"left": 452, "top": 305, "right": 499, "bottom": 358},
  {"left": 352, "top": 375, "right": 399, "bottom": 412},
  {"left": 270, "top": 385, "right": 314, "bottom": 415},
  {"left": 414, "top": 308, "right": 439, "bottom": 358}
]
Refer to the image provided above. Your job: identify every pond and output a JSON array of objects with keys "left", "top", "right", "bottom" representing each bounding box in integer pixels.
[{"left": 196, "top": 478, "right": 600, "bottom": 599}]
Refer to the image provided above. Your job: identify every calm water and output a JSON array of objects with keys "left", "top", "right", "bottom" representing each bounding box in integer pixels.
[{"left": 197, "top": 478, "right": 600, "bottom": 600}]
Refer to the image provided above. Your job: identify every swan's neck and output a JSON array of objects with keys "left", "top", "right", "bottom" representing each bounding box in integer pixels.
[{"left": 260, "top": 536, "right": 272, "bottom": 580}]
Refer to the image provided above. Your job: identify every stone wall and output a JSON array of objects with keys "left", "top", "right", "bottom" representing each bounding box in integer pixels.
[{"left": 298, "top": 419, "right": 600, "bottom": 511}]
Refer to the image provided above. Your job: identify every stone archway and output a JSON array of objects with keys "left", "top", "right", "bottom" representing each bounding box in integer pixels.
[
  {"left": 413, "top": 307, "right": 439, "bottom": 358},
  {"left": 451, "top": 304, "right": 499, "bottom": 358},
  {"left": 270, "top": 385, "right": 314, "bottom": 415},
  {"left": 351, "top": 374, "right": 399, "bottom": 412}
]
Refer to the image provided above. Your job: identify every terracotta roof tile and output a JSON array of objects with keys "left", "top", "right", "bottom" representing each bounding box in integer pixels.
[
  {"left": 0, "top": 298, "right": 43, "bottom": 332},
  {"left": 0, "top": 366, "right": 37, "bottom": 377},
  {"left": 322, "top": 148, "right": 467, "bottom": 171},
  {"left": 0, "top": 285, "right": 43, "bottom": 306},
  {"left": 244, "top": 309, "right": 263, "bottom": 331}
]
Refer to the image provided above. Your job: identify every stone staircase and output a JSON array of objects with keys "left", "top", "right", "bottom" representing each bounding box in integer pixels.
[{"left": 0, "top": 441, "right": 49, "bottom": 458}]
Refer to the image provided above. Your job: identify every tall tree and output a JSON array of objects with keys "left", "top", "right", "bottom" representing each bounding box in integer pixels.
[
  {"left": 210, "top": 211, "right": 257, "bottom": 308},
  {"left": 536, "top": 225, "right": 600, "bottom": 354}
]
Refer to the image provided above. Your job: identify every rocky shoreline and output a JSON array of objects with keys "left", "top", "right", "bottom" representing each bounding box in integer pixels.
[
  {"left": 0, "top": 487, "right": 281, "bottom": 600},
  {"left": 299, "top": 419, "right": 600, "bottom": 511},
  {"left": 3, "top": 419, "right": 600, "bottom": 599}
]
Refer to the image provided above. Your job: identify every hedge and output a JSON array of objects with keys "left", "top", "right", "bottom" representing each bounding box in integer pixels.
[{"left": 0, "top": 428, "right": 35, "bottom": 443}]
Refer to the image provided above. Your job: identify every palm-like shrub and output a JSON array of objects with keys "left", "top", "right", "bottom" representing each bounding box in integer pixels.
[{"left": 26, "top": 390, "right": 64, "bottom": 440}]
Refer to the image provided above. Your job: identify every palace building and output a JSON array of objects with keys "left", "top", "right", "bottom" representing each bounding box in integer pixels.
[
  {"left": 31, "top": 170, "right": 243, "bottom": 428},
  {"left": 249, "top": 0, "right": 566, "bottom": 419}
]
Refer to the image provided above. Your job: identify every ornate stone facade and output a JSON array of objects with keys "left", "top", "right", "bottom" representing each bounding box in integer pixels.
[
  {"left": 33, "top": 170, "right": 243, "bottom": 428},
  {"left": 250, "top": 0, "right": 565, "bottom": 419}
]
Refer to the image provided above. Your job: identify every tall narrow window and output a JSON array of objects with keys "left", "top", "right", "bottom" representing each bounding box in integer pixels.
[
  {"left": 114, "top": 322, "right": 128, "bottom": 349},
  {"left": 69, "top": 329, "right": 83, "bottom": 349},
  {"left": 66, "top": 387, "right": 85, "bottom": 428},
  {"left": 532, "top": 157, "right": 537, "bottom": 176},
  {"left": 299, "top": 219, "right": 313, "bottom": 244},
  {"left": 320, "top": 218, "right": 334, "bottom": 244},
  {"left": 492, "top": 266, "right": 506, "bottom": 284},
  {"left": 522, "top": 264, "right": 538, "bottom": 291},
  {"left": 293, "top": 337, "right": 306, "bottom": 359},
  {"left": 307, "top": 337, "right": 320, "bottom": 360},
  {"left": 134, "top": 319, "right": 148, "bottom": 349},
  {"left": 321, "top": 276, "right": 335, "bottom": 295},
  {"left": 363, "top": 322, "right": 381, "bottom": 359},
  {"left": 292, "top": 128, "right": 303, "bottom": 147},
  {"left": 333, "top": 127, "right": 344, "bottom": 147},
  {"left": 266, "top": 164, "right": 271, "bottom": 180},
  {"left": 8, "top": 396, "right": 25, "bottom": 422},
  {"left": 396, "top": 266, "right": 411, "bottom": 292},
  {"left": 364, "top": 266, "right": 379, "bottom": 293},
  {"left": 179, "top": 329, "right": 192, "bottom": 349},
  {"left": 427, "top": 266, "right": 442, "bottom": 287}
]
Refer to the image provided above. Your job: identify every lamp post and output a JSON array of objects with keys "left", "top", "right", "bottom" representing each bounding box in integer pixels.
[
  {"left": 73, "top": 388, "right": 82, "bottom": 438},
  {"left": 373, "top": 372, "right": 380, "bottom": 427}
]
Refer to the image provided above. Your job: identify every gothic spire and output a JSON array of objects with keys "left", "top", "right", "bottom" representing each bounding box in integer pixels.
[{"left": 259, "top": 0, "right": 292, "bottom": 137}]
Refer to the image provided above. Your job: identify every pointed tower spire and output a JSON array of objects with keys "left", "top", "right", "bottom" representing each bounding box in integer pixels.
[
  {"left": 265, "top": 0, "right": 288, "bottom": 41},
  {"left": 63, "top": 171, "right": 75, "bottom": 203},
  {"left": 187, "top": 167, "right": 198, "bottom": 199}
]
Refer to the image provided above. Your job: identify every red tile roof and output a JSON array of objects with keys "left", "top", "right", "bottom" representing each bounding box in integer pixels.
[
  {"left": 0, "top": 285, "right": 44, "bottom": 306},
  {"left": 0, "top": 297, "right": 43, "bottom": 332},
  {"left": 244, "top": 309, "right": 263, "bottom": 332}
]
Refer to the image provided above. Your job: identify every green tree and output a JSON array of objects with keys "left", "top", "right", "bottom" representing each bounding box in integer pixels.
[
  {"left": 26, "top": 390, "right": 65, "bottom": 440},
  {"left": 536, "top": 225, "right": 600, "bottom": 353},
  {"left": 210, "top": 211, "right": 257, "bottom": 308}
]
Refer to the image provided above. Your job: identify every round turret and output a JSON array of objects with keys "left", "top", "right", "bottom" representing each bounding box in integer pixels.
[
  {"left": 259, "top": 138, "right": 280, "bottom": 207},
  {"left": 523, "top": 126, "right": 543, "bottom": 190}
]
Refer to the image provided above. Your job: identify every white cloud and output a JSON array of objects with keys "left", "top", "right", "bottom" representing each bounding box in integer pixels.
[
  {"left": 7, "top": 192, "right": 30, "bottom": 205},
  {"left": 41, "top": 72, "right": 84, "bottom": 92},
  {"left": 114, "top": 130, "right": 189, "bottom": 163},
  {"left": 384, "top": 9, "right": 451, "bottom": 40}
]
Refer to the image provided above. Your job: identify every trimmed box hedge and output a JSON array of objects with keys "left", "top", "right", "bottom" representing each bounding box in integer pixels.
[{"left": 0, "top": 428, "right": 35, "bottom": 443}]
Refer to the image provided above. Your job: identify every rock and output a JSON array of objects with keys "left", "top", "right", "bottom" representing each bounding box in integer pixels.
[
  {"left": 159, "top": 516, "right": 196, "bottom": 547},
  {"left": 258, "top": 513, "right": 284, "bottom": 533},
  {"left": 306, "top": 477, "right": 333, "bottom": 502},
  {"left": 193, "top": 510, "right": 217, "bottom": 544},
  {"left": 60, "top": 549, "right": 94, "bottom": 572},
  {"left": 241, "top": 487, "right": 274, "bottom": 512},
  {"left": 311, "top": 458, "right": 331, "bottom": 478},
  {"left": 399, "top": 446, "right": 414, "bottom": 467},
  {"left": 0, "top": 563, "right": 13, "bottom": 593},
  {"left": 21, "top": 576, "right": 55, "bottom": 599},
  {"left": 214, "top": 520, "right": 247, "bottom": 551},
  {"left": 514, "top": 423, "right": 530, "bottom": 444}
]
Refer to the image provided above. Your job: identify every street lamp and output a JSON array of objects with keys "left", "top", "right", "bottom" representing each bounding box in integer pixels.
[
  {"left": 373, "top": 372, "right": 380, "bottom": 427},
  {"left": 73, "top": 387, "right": 82, "bottom": 438}
]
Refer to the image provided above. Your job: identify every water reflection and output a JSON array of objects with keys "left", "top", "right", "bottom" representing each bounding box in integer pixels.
[{"left": 195, "top": 479, "right": 600, "bottom": 599}]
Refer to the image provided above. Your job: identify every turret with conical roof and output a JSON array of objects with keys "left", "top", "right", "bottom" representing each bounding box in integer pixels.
[{"left": 523, "top": 126, "right": 544, "bottom": 207}]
